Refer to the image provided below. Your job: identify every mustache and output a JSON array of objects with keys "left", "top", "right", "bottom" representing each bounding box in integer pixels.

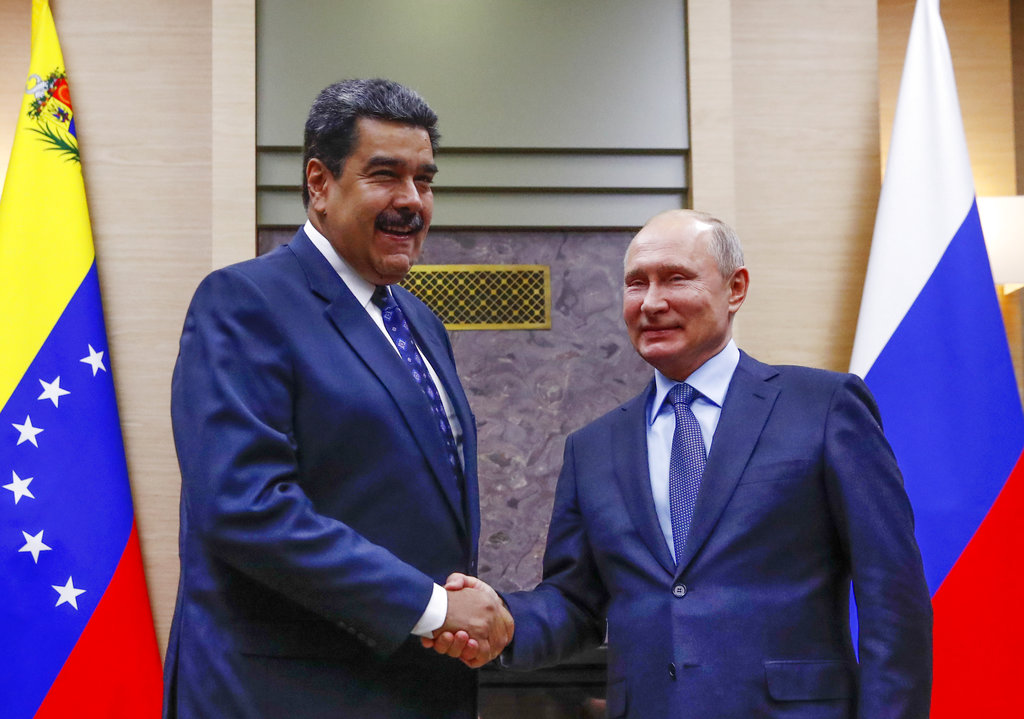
[{"left": 375, "top": 210, "right": 424, "bottom": 234}]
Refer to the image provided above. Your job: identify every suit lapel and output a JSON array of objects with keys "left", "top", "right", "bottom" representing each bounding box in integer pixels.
[
  {"left": 287, "top": 231, "right": 469, "bottom": 535},
  {"left": 675, "top": 352, "right": 780, "bottom": 575},
  {"left": 612, "top": 385, "right": 677, "bottom": 575}
]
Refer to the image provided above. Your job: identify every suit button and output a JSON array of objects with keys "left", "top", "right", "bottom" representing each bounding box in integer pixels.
[
  {"left": 668, "top": 662, "right": 677, "bottom": 680},
  {"left": 672, "top": 583, "right": 687, "bottom": 597}
]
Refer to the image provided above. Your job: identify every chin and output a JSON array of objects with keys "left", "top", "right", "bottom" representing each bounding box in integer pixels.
[
  {"left": 638, "top": 338, "right": 679, "bottom": 359},
  {"left": 375, "top": 257, "right": 416, "bottom": 283},
  {"left": 640, "top": 345, "right": 691, "bottom": 376}
]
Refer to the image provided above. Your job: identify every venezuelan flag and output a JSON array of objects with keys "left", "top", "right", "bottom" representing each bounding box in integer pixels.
[
  {"left": 851, "top": 0, "right": 1024, "bottom": 714},
  {"left": 0, "top": 1, "right": 162, "bottom": 716}
]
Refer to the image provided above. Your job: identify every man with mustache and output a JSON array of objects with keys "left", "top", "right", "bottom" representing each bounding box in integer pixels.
[
  {"left": 433, "top": 210, "right": 932, "bottom": 718},
  {"left": 164, "top": 79, "right": 512, "bottom": 719}
]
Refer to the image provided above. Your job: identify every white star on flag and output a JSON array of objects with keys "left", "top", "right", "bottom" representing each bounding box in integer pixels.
[
  {"left": 80, "top": 344, "right": 106, "bottom": 375},
  {"left": 37, "top": 376, "right": 70, "bottom": 407},
  {"left": 19, "top": 530, "right": 52, "bottom": 563},
  {"left": 52, "top": 577, "right": 86, "bottom": 610},
  {"left": 3, "top": 471, "right": 35, "bottom": 504},
  {"left": 12, "top": 416, "right": 44, "bottom": 447}
]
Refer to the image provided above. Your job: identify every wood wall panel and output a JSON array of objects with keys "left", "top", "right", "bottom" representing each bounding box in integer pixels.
[
  {"left": 212, "top": 0, "right": 256, "bottom": 265},
  {"left": 49, "top": 0, "right": 215, "bottom": 656},
  {"left": 686, "top": 0, "right": 737, "bottom": 224},
  {"left": 689, "top": 0, "right": 881, "bottom": 372},
  {"left": 0, "top": 0, "right": 31, "bottom": 190},
  {"left": 879, "top": 0, "right": 1015, "bottom": 196}
]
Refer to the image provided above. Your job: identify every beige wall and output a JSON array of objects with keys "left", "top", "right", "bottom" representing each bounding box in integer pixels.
[
  {"left": 0, "top": 0, "right": 252, "bottom": 655},
  {"left": 0, "top": 1, "right": 30, "bottom": 186},
  {"left": 880, "top": 0, "right": 1015, "bottom": 196},
  {"left": 690, "top": 0, "right": 882, "bottom": 371},
  {"left": 691, "top": 0, "right": 1018, "bottom": 372},
  {"left": 0, "top": 0, "right": 1015, "bottom": 658}
]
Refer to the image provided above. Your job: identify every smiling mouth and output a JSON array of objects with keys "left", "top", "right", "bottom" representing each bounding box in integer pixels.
[{"left": 376, "top": 211, "right": 423, "bottom": 237}]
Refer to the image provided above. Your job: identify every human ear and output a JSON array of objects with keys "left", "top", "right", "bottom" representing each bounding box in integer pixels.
[
  {"left": 728, "top": 267, "right": 749, "bottom": 312},
  {"left": 305, "top": 159, "right": 330, "bottom": 211}
]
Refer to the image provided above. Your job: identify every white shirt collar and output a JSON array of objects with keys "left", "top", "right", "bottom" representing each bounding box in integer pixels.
[
  {"left": 648, "top": 339, "right": 740, "bottom": 425},
  {"left": 303, "top": 219, "right": 378, "bottom": 309}
]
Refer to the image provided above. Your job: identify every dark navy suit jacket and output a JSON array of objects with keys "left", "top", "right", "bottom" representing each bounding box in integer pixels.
[
  {"left": 163, "top": 229, "right": 479, "bottom": 718},
  {"left": 504, "top": 352, "right": 932, "bottom": 718}
]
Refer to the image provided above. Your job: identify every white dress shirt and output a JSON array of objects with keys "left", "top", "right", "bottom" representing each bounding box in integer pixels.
[
  {"left": 646, "top": 339, "right": 740, "bottom": 563},
  {"left": 304, "top": 220, "right": 450, "bottom": 637}
]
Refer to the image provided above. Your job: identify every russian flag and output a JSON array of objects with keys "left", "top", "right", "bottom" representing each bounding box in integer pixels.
[
  {"left": 850, "top": 0, "right": 1024, "bottom": 714},
  {"left": 0, "top": 1, "right": 162, "bottom": 716}
]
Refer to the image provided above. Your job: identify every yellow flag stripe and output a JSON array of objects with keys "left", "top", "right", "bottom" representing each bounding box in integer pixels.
[{"left": 0, "top": 0, "right": 95, "bottom": 409}]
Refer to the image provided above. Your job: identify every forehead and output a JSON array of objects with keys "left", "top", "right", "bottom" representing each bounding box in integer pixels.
[
  {"left": 625, "top": 219, "right": 713, "bottom": 272},
  {"left": 350, "top": 117, "right": 435, "bottom": 162}
]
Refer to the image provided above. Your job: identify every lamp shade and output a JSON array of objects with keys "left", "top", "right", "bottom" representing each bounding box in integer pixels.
[{"left": 978, "top": 196, "right": 1024, "bottom": 285}]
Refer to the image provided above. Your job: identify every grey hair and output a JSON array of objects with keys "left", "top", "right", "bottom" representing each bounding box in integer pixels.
[
  {"left": 301, "top": 78, "right": 440, "bottom": 208},
  {"left": 687, "top": 210, "right": 745, "bottom": 277}
]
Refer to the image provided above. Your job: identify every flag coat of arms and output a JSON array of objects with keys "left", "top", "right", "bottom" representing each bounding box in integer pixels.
[
  {"left": 0, "top": 1, "right": 163, "bottom": 716},
  {"left": 851, "top": 0, "right": 1024, "bottom": 714}
]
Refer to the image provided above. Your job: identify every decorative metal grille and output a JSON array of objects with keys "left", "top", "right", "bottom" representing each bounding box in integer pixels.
[{"left": 399, "top": 264, "right": 551, "bottom": 330}]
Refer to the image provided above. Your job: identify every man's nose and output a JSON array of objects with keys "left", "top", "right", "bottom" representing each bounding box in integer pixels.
[
  {"left": 393, "top": 177, "right": 423, "bottom": 211},
  {"left": 641, "top": 284, "right": 667, "bottom": 313}
]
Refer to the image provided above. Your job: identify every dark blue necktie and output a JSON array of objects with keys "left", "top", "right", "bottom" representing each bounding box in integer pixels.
[
  {"left": 668, "top": 383, "right": 706, "bottom": 564},
  {"left": 372, "top": 286, "right": 463, "bottom": 484}
]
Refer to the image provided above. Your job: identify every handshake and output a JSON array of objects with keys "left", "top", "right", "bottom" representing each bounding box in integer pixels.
[{"left": 421, "top": 573, "right": 514, "bottom": 668}]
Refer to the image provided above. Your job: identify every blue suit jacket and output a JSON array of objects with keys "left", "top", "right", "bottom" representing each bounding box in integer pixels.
[
  {"left": 504, "top": 352, "right": 932, "bottom": 719},
  {"left": 163, "top": 229, "right": 480, "bottom": 718}
]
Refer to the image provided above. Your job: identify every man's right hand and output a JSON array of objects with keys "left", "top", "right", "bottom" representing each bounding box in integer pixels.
[{"left": 421, "top": 573, "right": 513, "bottom": 668}]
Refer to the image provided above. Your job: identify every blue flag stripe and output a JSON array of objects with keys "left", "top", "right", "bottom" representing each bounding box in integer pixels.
[
  {"left": 864, "top": 201, "right": 1024, "bottom": 593},
  {"left": 0, "top": 262, "right": 134, "bottom": 717}
]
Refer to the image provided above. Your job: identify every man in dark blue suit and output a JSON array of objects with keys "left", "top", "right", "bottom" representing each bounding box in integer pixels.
[
  {"left": 163, "top": 79, "right": 512, "bottom": 718},
  {"left": 434, "top": 210, "right": 932, "bottom": 717}
]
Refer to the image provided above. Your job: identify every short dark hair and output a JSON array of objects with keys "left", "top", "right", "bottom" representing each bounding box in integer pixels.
[{"left": 301, "top": 78, "right": 441, "bottom": 207}]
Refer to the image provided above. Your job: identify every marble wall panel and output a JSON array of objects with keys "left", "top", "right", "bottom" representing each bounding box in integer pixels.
[{"left": 257, "top": 228, "right": 653, "bottom": 591}]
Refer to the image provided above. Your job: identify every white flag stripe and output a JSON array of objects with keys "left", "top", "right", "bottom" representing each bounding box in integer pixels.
[{"left": 850, "top": 0, "right": 976, "bottom": 377}]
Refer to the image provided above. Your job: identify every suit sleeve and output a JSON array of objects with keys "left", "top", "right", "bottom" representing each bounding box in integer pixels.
[
  {"left": 502, "top": 434, "right": 608, "bottom": 670},
  {"left": 823, "top": 374, "right": 933, "bottom": 718},
  {"left": 172, "top": 268, "right": 435, "bottom": 657}
]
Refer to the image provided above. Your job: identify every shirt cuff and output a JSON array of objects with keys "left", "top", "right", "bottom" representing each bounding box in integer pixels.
[{"left": 410, "top": 582, "right": 448, "bottom": 637}]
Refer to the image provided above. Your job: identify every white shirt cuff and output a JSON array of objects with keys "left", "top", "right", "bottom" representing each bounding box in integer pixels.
[{"left": 410, "top": 582, "right": 448, "bottom": 637}]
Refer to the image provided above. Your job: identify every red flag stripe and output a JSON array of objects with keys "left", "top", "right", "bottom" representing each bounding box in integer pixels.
[
  {"left": 930, "top": 448, "right": 1024, "bottom": 717},
  {"left": 34, "top": 522, "right": 163, "bottom": 718}
]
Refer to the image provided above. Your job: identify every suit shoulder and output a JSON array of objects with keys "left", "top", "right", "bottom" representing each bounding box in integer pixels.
[
  {"left": 189, "top": 245, "right": 302, "bottom": 305},
  {"left": 758, "top": 362, "right": 876, "bottom": 415},
  {"left": 738, "top": 352, "right": 870, "bottom": 401},
  {"left": 772, "top": 363, "right": 847, "bottom": 386},
  {"left": 209, "top": 244, "right": 298, "bottom": 284},
  {"left": 740, "top": 349, "right": 850, "bottom": 389}
]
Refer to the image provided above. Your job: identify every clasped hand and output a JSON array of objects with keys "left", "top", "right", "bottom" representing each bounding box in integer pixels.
[{"left": 421, "top": 573, "right": 513, "bottom": 668}]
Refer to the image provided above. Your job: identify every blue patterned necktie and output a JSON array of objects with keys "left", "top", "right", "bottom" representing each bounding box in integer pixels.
[
  {"left": 668, "top": 383, "right": 706, "bottom": 564},
  {"left": 372, "top": 286, "right": 463, "bottom": 485}
]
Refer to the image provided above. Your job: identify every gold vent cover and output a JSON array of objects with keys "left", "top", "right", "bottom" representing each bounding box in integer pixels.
[{"left": 400, "top": 264, "right": 551, "bottom": 330}]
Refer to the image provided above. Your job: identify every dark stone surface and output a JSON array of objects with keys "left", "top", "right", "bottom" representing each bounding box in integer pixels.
[{"left": 258, "top": 228, "right": 652, "bottom": 590}]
